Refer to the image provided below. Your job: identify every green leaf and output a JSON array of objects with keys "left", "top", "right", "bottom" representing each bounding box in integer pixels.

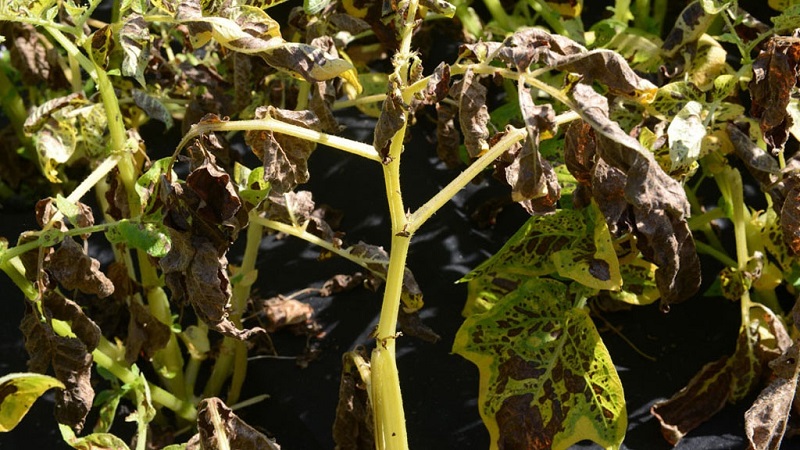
[
  {"left": 233, "top": 163, "right": 271, "bottom": 208},
  {"left": 105, "top": 219, "right": 171, "bottom": 257},
  {"left": 304, "top": 0, "right": 331, "bottom": 15},
  {"left": 59, "top": 424, "right": 131, "bottom": 450},
  {"left": 453, "top": 279, "right": 627, "bottom": 450},
  {"left": 135, "top": 157, "right": 172, "bottom": 210},
  {"left": 0, "top": 373, "right": 65, "bottom": 432},
  {"left": 54, "top": 194, "right": 81, "bottom": 226}
]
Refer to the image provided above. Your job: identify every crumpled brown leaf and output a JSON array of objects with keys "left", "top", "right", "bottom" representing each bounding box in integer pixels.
[
  {"left": 456, "top": 69, "right": 490, "bottom": 158},
  {"left": 435, "top": 102, "right": 461, "bottom": 169},
  {"left": 373, "top": 77, "right": 408, "bottom": 163},
  {"left": 568, "top": 83, "right": 700, "bottom": 306},
  {"left": 349, "top": 242, "right": 424, "bottom": 312},
  {"left": 750, "top": 36, "right": 800, "bottom": 151},
  {"left": 245, "top": 106, "right": 322, "bottom": 194},
  {"left": 47, "top": 237, "right": 114, "bottom": 299},
  {"left": 187, "top": 397, "right": 280, "bottom": 450}
]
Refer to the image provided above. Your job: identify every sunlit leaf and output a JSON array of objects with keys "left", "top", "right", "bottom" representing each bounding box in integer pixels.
[
  {"left": 105, "top": 219, "right": 171, "bottom": 258},
  {"left": 453, "top": 278, "right": 626, "bottom": 450},
  {"left": 0, "top": 373, "right": 64, "bottom": 432},
  {"left": 668, "top": 101, "right": 706, "bottom": 173},
  {"left": 59, "top": 424, "right": 131, "bottom": 450},
  {"left": 120, "top": 14, "right": 149, "bottom": 87}
]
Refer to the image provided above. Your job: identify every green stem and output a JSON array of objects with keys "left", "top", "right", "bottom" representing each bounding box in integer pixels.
[
  {"left": 175, "top": 118, "right": 382, "bottom": 164},
  {"left": 408, "top": 127, "right": 527, "bottom": 233},
  {"left": 695, "top": 240, "right": 738, "bottom": 268},
  {"left": 0, "top": 61, "right": 33, "bottom": 154}
]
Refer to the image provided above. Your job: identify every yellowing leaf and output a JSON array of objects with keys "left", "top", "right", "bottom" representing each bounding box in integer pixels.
[
  {"left": 453, "top": 279, "right": 626, "bottom": 450},
  {"left": 0, "top": 372, "right": 64, "bottom": 432}
]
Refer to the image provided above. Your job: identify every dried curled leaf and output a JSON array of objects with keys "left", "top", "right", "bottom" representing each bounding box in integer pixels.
[
  {"left": 373, "top": 77, "right": 407, "bottom": 162},
  {"left": 245, "top": 106, "right": 322, "bottom": 194},
  {"left": 261, "top": 296, "right": 314, "bottom": 333},
  {"left": 349, "top": 242, "right": 424, "bottom": 312},
  {"left": 125, "top": 302, "right": 171, "bottom": 364},
  {"left": 188, "top": 397, "right": 280, "bottom": 450}
]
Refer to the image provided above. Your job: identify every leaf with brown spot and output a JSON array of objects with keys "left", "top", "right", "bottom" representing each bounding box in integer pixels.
[
  {"left": 245, "top": 106, "right": 322, "bottom": 194},
  {"left": 453, "top": 278, "right": 626, "bottom": 450},
  {"left": 192, "top": 397, "right": 280, "bottom": 450},
  {"left": 456, "top": 69, "right": 490, "bottom": 158},
  {"left": 120, "top": 14, "right": 150, "bottom": 87},
  {"left": 47, "top": 237, "right": 114, "bottom": 299}
]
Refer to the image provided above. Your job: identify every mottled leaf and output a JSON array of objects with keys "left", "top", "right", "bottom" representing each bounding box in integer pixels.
[
  {"left": 245, "top": 106, "right": 322, "bottom": 194},
  {"left": 88, "top": 25, "right": 115, "bottom": 70},
  {"left": 132, "top": 89, "right": 173, "bottom": 130},
  {"left": 193, "top": 397, "right": 280, "bottom": 450},
  {"left": 120, "top": 14, "right": 149, "bottom": 87},
  {"left": 453, "top": 278, "right": 626, "bottom": 450},
  {"left": 462, "top": 206, "right": 621, "bottom": 293},
  {"left": 661, "top": 1, "right": 716, "bottom": 58},
  {"left": 727, "top": 123, "right": 780, "bottom": 190},
  {"left": 0, "top": 373, "right": 64, "bottom": 432}
]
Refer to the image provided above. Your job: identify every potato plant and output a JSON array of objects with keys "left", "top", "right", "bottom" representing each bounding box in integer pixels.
[{"left": 0, "top": 0, "right": 799, "bottom": 449}]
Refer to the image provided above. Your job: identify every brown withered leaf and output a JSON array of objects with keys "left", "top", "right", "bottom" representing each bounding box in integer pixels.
[
  {"left": 745, "top": 342, "right": 800, "bottom": 450},
  {"left": 42, "top": 292, "right": 101, "bottom": 352},
  {"left": 19, "top": 301, "right": 95, "bottom": 432},
  {"left": 333, "top": 350, "right": 374, "bottom": 450},
  {"left": 349, "top": 242, "right": 423, "bottom": 311},
  {"left": 245, "top": 106, "right": 322, "bottom": 194},
  {"left": 750, "top": 37, "right": 800, "bottom": 151},
  {"left": 47, "top": 237, "right": 114, "bottom": 299},
  {"left": 186, "top": 160, "right": 242, "bottom": 225},
  {"left": 456, "top": 69, "right": 490, "bottom": 158},
  {"left": 569, "top": 83, "right": 699, "bottom": 306},
  {"left": 125, "top": 301, "right": 171, "bottom": 364},
  {"left": 492, "top": 28, "right": 656, "bottom": 99},
  {"left": 373, "top": 78, "right": 407, "bottom": 162},
  {"left": 261, "top": 296, "right": 314, "bottom": 333},
  {"left": 191, "top": 397, "right": 280, "bottom": 450},
  {"left": 435, "top": 102, "right": 461, "bottom": 169},
  {"left": 263, "top": 190, "right": 316, "bottom": 225},
  {"left": 564, "top": 120, "right": 596, "bottom": 188}
]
